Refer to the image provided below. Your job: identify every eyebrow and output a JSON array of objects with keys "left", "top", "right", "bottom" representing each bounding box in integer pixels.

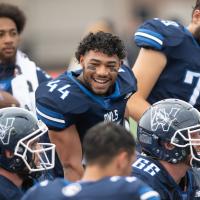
[
  {"left": 89, "top": 59, "right": 117, "bottom": 64},
  {"left": 0, "top": 28, "right": 17, "bottom": 32}
]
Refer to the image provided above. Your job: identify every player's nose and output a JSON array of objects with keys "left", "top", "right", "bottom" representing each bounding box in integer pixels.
[{"left": 96, "top": 65, "right": 109, "bottom": 76}]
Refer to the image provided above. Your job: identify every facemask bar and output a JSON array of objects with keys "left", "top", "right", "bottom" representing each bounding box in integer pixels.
[
  {"left": 14, "top": 120, "right": 55, "bottom": 172},
  {"left": 171, "top": 124, "right": 200, "bottom": 167}
]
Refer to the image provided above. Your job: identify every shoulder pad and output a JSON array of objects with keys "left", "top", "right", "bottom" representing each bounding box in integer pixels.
[
  {"left": 134, "top": 18, "right": 185, "bottom": 50},
  {"left": 118, "top": 65, "right": 137, "bottom": 96},
  {"left": 36, "top": 78, "right": 89, "bottom": 114}
]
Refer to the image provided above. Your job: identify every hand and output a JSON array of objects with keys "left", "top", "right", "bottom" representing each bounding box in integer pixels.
[{"left": 0, "top": 90, "right": 20, "bottom": 108}]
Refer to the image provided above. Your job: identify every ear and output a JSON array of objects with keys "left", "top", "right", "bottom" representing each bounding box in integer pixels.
[
  {"left": 79, "top": 55, "right": 85, "bottom": 67},
  {"left": 116, "top": 151, "right": 129, "bottom": 168},
  {"left": 5, "top": 149, "right": 14, "bottom": 158},
  {"left": 163, "top": 142, "right": 175, "bottom": 150}
]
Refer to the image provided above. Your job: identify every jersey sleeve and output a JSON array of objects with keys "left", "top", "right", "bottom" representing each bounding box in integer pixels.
[
  {"left": 35, "top": 78, "right": 89, "bottom": 131},
  {"left": 134, "top": 18, "right": 185, "bottom": 55}
]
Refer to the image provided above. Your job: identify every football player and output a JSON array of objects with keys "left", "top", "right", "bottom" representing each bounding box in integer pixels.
[
  {"left": 35, "top": 31, "right": 137, "bottom": 180},
  {"left": 0, "top": 107, "right": 55, "bottom": 200},
  {"left": 128, "top": 0, "right": 200, "bottom": 122},
  {"left": 22, "top": 122, "right": 160, "bottom": 200},
  {"left": 132, "top": 98, "right": 200, "bottom": 199},
  {"left": 0, "top": 3, "right": 51, "bottom": 113}
]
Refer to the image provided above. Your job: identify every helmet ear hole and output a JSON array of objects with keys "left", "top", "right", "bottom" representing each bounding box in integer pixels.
[
  {"left": 163, "top": 142, "right": 175, "bottom": 150},
  {"left": 4, "top": 149, "right": 14, "bottom": 158}
]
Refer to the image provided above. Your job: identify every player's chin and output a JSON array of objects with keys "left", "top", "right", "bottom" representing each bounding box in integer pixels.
[
  {"left": 91, "top": 82, "right": 112, "bottom": 95},
  {"left": 3, "top": 52, "right": 16, "bottom": 60},
  {"left": 3, "top": 49, "right": 16, "bottom": 58},
  {"left": 91, "top": 86, "right": 110, "bottom": 96}
]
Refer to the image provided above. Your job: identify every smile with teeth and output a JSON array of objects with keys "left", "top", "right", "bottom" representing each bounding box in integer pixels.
[{"left": 94, "top": 78, "right": 109, "bottom": 84}]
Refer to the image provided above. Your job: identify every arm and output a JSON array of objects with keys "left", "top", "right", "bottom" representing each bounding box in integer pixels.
[
  {"left": 48, "top": 125, "right": 84, "bottom": 181},
  {"left": 127, "top": 48, "right": 167, "bottom": 122}
]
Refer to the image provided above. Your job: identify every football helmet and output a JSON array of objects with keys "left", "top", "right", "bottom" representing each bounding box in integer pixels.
[
  {"left": 137, "top": 98, "right": 200, "bottom": 168},
  {"left": 0, "top": 107, "right": 55, "bottom": 175}
]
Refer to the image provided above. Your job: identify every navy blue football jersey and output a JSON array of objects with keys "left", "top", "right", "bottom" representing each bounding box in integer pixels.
[
  {"left": 132, "top": 155, "right": 200, "bottom": 200},
  {"left": 36, "top": 65, "right": 137, "bottom": 141},
  {"left": 134, "top": 18, "right": 200, "bottom": 110},
  {"left": 0, "top": 175, "right": 24, "bottom": 200},
  {"left": 22, "top": 176, "right": 160, "bottom": 200}
]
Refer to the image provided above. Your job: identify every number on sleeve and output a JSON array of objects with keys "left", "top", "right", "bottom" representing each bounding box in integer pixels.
[
  {"left": 184, "top": 71, "right": 200, "bottom": 105},
  {"left": 47, "top": 80, "right": 71, "bottom": 100},
  {"left": 133, "top": 158, "right": 160, "bottom": 176},
  {"left": 58, "top": 85, "right": 71, "bottom": 100},
  {"left": 47, "top": 80, "right": 60, "bottom": 92},
  {"left": 159, "top": 19, "right": 179, "bottom": 27}
]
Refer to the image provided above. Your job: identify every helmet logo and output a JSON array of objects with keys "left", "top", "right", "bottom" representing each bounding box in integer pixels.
[
  {"left": 151, "top": 107, "right": 179, "bottom": 131},
  {"left": 0, "top": 118, "right": 15, "bottom": 145}
]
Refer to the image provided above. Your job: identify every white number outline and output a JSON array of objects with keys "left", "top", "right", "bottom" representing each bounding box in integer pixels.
[
  {"left": 133, "top": 158, "right": 160, "bottom": 176},
  {"left": 184, "top": 70, "right": 200, "bottom": 105},
  {"left": 47, "top": 80, "right": 71, "bottom": 100}
]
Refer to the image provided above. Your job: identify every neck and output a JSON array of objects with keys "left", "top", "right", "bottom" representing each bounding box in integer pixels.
[
  {"left": 0, "top": 56, "right": 16, "bottom": 65},
  {"left": 159, "top": 160, "right": 189, "bottom": 183},
  {"left": 187, "top": 23, "right": 195, "bottom": 35},
  {"left": 76, "top": 73, "right": 89, "bottom": 88},
  {"left": 0, "top": 167, "right": 23, "bottom": 187},
  {"left": 81, "top": 165, "right": 116, "bottom": 182}
]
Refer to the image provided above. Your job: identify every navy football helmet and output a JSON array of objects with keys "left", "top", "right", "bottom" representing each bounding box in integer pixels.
[
  {"left": 137, "top": 98, "right": 200, "bottom": 168},
  {"left": 0, "top": 107, "right": 55, "bottom": 176}
]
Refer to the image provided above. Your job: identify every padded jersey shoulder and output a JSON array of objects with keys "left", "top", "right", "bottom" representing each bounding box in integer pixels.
[{"left": 134, "top": 18, "right": 185, "bottom": 52}]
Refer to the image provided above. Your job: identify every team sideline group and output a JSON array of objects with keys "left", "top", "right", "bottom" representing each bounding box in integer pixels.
[{"left": 0, "top": 1, "right": 200, "bottom": 200}]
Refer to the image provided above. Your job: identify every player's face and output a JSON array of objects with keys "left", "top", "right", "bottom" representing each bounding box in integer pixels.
[
  {"left": 184, "top": 130, "right": 200, "bottom": 167},
  {"left": 193, "top": 25, "right": 200, "bottom": 44},
  {"left": 190, "top": 130, "right": 200, "bottom": 156},
  {"left": 28, "top": 140, "right": 41, "bottom": 167},
  {"left": 192, "top": 9, "right": 200, "bottom": 44},
  {"left": 0, "top": 17, "right": 19, "bottom": 63},
  {"left": 80, "top": 50, "right": 121, "bottom": 96}
]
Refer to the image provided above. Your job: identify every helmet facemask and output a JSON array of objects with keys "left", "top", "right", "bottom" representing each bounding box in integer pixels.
[
  {"left": 14, "top": 120, "right": 55, "bottom": 173},
  {"left": 171, "top": 124, "right": 200, "bottom": 168}
]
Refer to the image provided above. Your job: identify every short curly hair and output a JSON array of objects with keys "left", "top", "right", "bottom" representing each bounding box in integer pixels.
[
  {"left": 75, "top": 31, "right": 126, "bottom": 62},
  {"left": 0, "top": 3, "right": 26, "bottom": 34}
]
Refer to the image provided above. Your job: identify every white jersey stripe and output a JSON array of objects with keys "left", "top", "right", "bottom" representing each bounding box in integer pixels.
[
  {"left": 135, "top": 32, "right": 163, "bottom": 45},
  {"left": 141, "top": 191, "right": 160, "bottom": 200},
  {"left": 36, "top": 107, "right": 65, "bottom": 124}
]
